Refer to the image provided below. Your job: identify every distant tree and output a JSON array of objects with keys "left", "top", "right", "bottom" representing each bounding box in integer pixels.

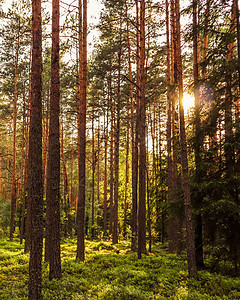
[
  {"left": 112, "top": 12, "right": 123, "bottom": 245},
  {"left": 9, "top": 20, "right": 19, "bottom": 241},
  {"left": 192, "top": 0, "right": 204, "bottom": 270},
  {"left": 131, "top": 0, "right": 140, "bottom": 253},
  {"left": 0, "top": 1, "right": 31, "bottom": 242}
]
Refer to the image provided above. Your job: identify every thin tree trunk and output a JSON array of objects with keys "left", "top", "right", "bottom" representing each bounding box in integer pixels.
[
  {"left": 202, "top": 0, "right": 210, "bottom": 75},
  {"left": 131, "top": 0, "right": 140, "bottom": 252},
  {"left": 61, "top": 122, "right": 69, "bottom": 206},
  {"left": 168, "top": 0, "right": 183, "bottom": 254},
  {"left": 123, "top": 113, "right": 130, "bottom": 238},
  {"left": 109, "top": 67, "right": 114, "bottom": 238},
  {"left": 0, "top": 133, "right": 2, "bottom": 199},
  {"left": 69, "top": 140, "right": 74, "bottom": 205},
  {"left": 193, "top": 0, "right": 204, "bottom": 270},
  {"left": 103, "top": 110, "right": 108, "bottom": 238},
  {"left": 24, "top": 44, "right": 32, "bottom": 254},
  {"left": 97, "top": 119, "right": 100, "bottom": 228},
  {"left": 18, "top": 87, "right": 27, "bottom": 202},
  {"left": 10, "top": 31, "right": 19, "bottom": 241},
  {"left": 138, "top": 0, "right": 147, "bottom": 259},
  {"left": 91, "top": 112, "right": 95, "bottom": 238},
  {"left": 235, "top": 0, "right": 240, "bottom": 92},
  {"left": 20, "top": 92, "right": 28, "bottom": 245},
  {"left": 20, "top": 157, "right": 28, "bottom": 245},
  {"left": 42, "top": 109, "right": 49, "bottom": 191},
  {"left": 113, "top": 47, "right": 122, "bottom": 245},
  {"left": 225, "top": 0, "right": 235, "bottom": 181},
  {"left": 61, "top": 121, "right": 69, "bottom": 237},
  {"left": 146, "top": 124, "right": 152, "bottom": 253},
  {"left": 166, "top": 0, "right": 174, "bottom": 251},
  {"left": 175, "top": 0, "right": 197, "bottom": 278},
  {"left": 76, "top": 0, "right": 87, "bottom": 261}
]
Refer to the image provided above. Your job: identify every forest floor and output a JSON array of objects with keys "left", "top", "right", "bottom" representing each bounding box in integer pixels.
[{"left": 0, "top": 238, "right": 240, "bottom": 299}]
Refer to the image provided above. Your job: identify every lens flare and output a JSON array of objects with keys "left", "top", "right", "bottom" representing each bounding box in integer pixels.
[{"left": 182, "top": 93, "right": 195, "bottom": 112}]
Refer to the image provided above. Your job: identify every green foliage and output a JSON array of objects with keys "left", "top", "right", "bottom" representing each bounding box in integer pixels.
[
  {"left": 0, "top": 200, "right": 10, "bottom": 236},
  {"left": 1, "top": 238, "right": 240, "bottom": 299}
]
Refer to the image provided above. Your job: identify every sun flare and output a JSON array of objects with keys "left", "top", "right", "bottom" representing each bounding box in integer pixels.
[{"left": 182, "top": 93, "right": 195, "bottom": 112}]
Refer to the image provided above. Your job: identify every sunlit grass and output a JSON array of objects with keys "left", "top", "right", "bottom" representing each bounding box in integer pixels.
[{"left": 0, "top": 237, "right": 240, "bottom": 299}]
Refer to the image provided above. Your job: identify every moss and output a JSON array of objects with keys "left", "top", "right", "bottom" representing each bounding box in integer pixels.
[{"left": 0, "top": 238, "right": 240, "bottom": 299}]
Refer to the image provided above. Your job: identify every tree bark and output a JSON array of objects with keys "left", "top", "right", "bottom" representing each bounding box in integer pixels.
[
  {"left": 138, "top": 0, "right": 147, "bottom": 259},
  {"left": 166, "top": 0, "right": 174, "bottom": 252},
  {"left": 76, "top": 0, "right": 87, "bottom": 261},
  {"left": 235, "top": 0, "right": 240, "bottom": 93},
  {"left": 91, "top": 111, "right": 95, "bottom": 238},
  {"left": 20, "top": 85, "right": 28, "bottom": 245},
  {"left": 113, "top": 46, "right": 122, "bottom": 245},
  {"left": 131, "top": 0, "right": 140, "bottom": 252},
  {"left": 109, "top": 66, "right": 114, "bottom": 238},
  {"left": 202, "top": 0, "right": 210, "bottom": 75},
  {"left": 96, "top": 119, "right": 101, "bottom": 228},
  {"left": 10, "top": 28, "right": 19, "bottom": 241},
  {"left": 45, "top": 0, "right": 62, "bottom": 280},
  {"left": 61, "top": 122, "right": 69, "bottom": 216},
  {"left": 28, "top": 0, "right": 44, "bottom": 297},
  {"left": 123, "top": 113, "right": 130, "bottom": 238},
  {"left": 175, "top": 0, "right": 197, "bottom": 278},
  {"left": 193, "top": 0, "right": 204, "bottom": 270},
  {"left": 167, "top": 0, "right": 183, "bottom": 254},
  {"left": 24, "top": 44, "right": 32, "bottom": 254}
]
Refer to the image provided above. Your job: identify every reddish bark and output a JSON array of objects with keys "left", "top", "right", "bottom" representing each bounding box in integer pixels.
[
  {"left": 76, "top": 0, "right": 87, "bottom": 261},
  {"left": 138, "top": 0, "right": 147, "bottom": 259},
  {"left": 28, "top": 0, "right": 44, "bottom": 297}
]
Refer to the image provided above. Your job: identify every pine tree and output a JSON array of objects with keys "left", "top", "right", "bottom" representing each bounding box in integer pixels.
[
  {"left": 138, "top": 0, "right": 147, "bottom": 259},
  {"left": 28, "top": 0, "right": 43, "bottom": 297},
  {"left": 45, "top": 0, "right": 62, "bottom": 280},
  {"left": 76, "top": 0, "right": 87, "bottom": 261}
]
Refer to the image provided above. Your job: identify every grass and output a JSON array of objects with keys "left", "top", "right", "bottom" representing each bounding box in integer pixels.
[{"left": 0, "top": 238, "right": 240, "bottom": 299}]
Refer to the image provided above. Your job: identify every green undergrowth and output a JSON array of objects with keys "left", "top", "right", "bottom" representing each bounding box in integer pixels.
[{"left": 0, "top": 238, "right": 240, "bottom": 299}]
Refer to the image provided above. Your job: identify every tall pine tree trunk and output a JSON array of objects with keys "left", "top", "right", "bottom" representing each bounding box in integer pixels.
[
  {"left": 20, "top": 92, "right": 28, "bottom": 245},
  {"left": 131, "top": 0, "right": 140, "bottom": 252},
  {"left": 76, "top": 0, "right": 87, "bottom": 261},
  {"left": 91, "top": 112, "right": 95, "bottom": 238},
  {"left": 138, "top": 0, "right": 147, "bottom": 259},
  {"left": 193, "top": 0, "right": 204, "bottom": 270},
  {"left": 109, "top": 67, "right": 114, "bottom": 238},
  {"left": 113, "top": 47, "right": 122, "bottom": 245},
  {"left": 123, "top": 114, "right": 130, "bottom": 238},
  {"left": 167, "top": 0, "right": 183, "bottom": 254},
  {"left": 10, "top": 31, "right": 19, "bottom": 241},
  {"left": 24, "top": 45, "right": 32, "bottom": 254},
  {"left": 202, "top": 0, "right": 210, "bottom": 75},
  {"left": 96, "top": 119, "right": 101, "bottom": 228},
  {"left": 61, "top": 122, "right": 69, "bottom": 215},
  {"left": 45, "top": 0, "right": 61, "bottom": 280},
  {"left": 28, "top": 0, "right": 44, "bottom": 297},
  {"left": 103, "top": 109, "right": 108, "bottom": 238},
  {"left": 124, "top": 1, "right": 132, "bottom": 241},
  {"left": 175, "top": 0, "right": 197, "bottom": 277}
]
